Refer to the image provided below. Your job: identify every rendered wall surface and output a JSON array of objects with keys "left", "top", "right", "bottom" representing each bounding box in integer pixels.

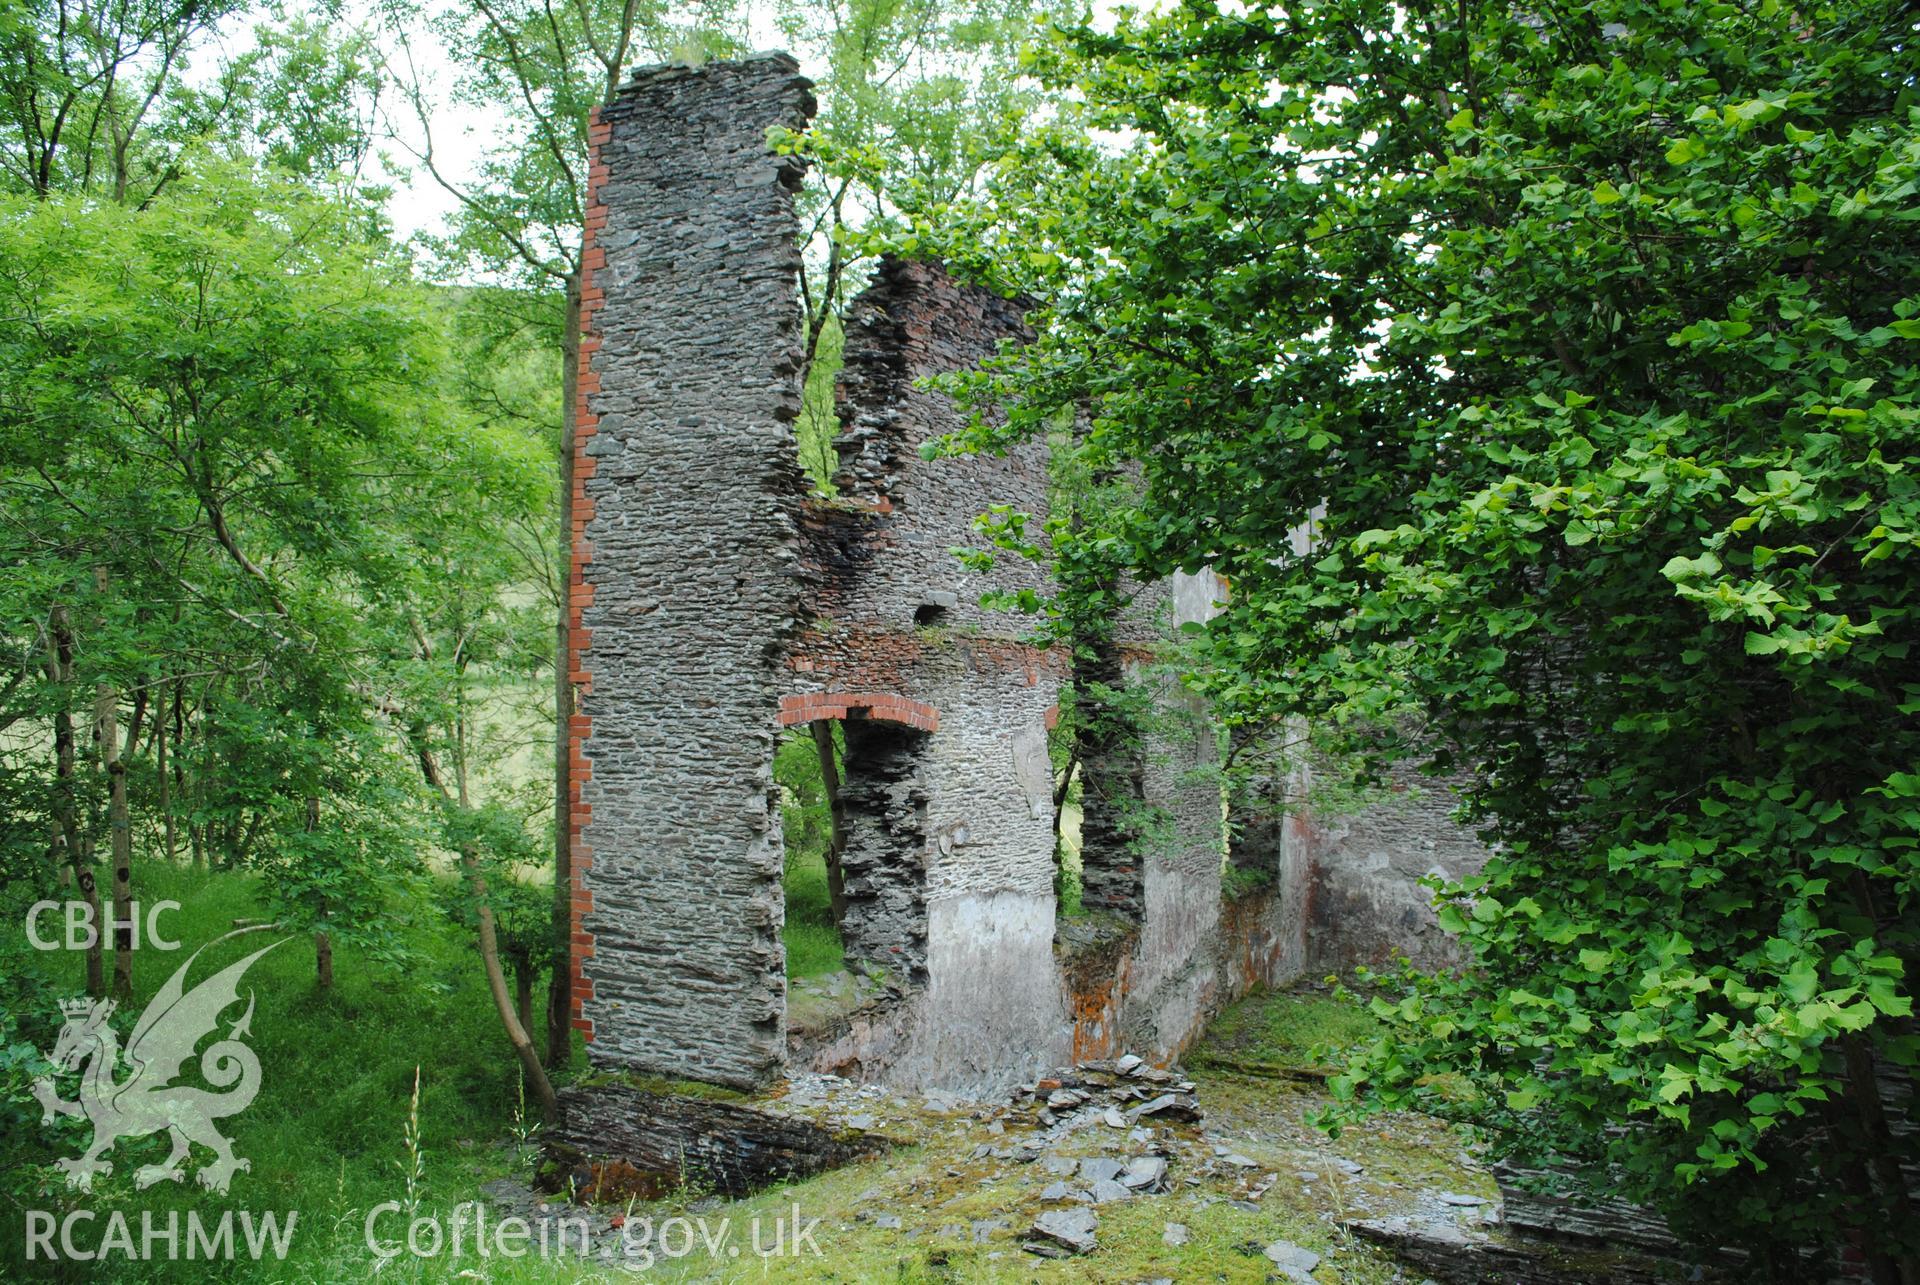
[{"left": 1296, "top": 759, "right": 1491, "bottom": 973}]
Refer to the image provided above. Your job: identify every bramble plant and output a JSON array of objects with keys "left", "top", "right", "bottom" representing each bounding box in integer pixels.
[{"left": 920, "top": 0, "right": 1920, "bottom": 1275}]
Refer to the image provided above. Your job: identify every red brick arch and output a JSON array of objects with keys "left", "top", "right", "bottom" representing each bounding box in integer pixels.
[{"left": 778, "top": 693, "right": 940, "bottom": 734}]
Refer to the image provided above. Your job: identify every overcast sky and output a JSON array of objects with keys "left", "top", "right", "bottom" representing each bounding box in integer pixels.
[
  {"left": 184, "top": 1, "right": 813, "bottom": 246},
  {"left": 366, "top": 2, "right": 811, "bottom": 245}
]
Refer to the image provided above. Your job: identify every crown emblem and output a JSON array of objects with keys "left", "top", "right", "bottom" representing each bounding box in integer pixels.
[{"left": 60, "top": 997, "right": 108, "bottom": 1022}]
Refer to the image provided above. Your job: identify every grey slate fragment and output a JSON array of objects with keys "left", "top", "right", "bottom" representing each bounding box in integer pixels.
[{"left": 1028, "top": 1207, "right": 1099, "bottom": 1255}]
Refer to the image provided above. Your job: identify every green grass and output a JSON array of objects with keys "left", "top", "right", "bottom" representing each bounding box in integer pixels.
[
  {"left": 782, "top": 847, "right": 845, "bottom": 980},
  {"left": 1, "top": 862, "right": 584, "bottom": 1283},
  {"left": 1199, "top": 984, "right": 1388, "bottom": 1070}
]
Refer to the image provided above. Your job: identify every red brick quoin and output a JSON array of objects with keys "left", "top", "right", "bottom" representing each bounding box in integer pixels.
[
  {"left": 777, "top": 693, "right": 941, "bottom": 734},
  {"left": 566, "top": 106, "right": 613, "bottom": 1044}
]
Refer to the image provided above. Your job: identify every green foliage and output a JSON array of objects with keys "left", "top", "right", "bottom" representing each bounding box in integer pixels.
[
  {"left": 0, "top": 153, "right": 554, "bottom": 1013},
  {"left": 924, "top": 0, "right": 1920, "bottom": 1268},
  {"left": 399, "top": 0, "right": 753, "bottom": 290},
  {"left": 776, "top": 725, "right": 834, "bottom": 864},
  {"left": 0, "top": 0, "right": 243, "bottom": 198},
  {"left": 0, "top": 0, "right": 385, "bottom": 202},
  {"left": 768, "top": 0, "right": 1082, "bottom": 491},
  {"left": 776, "top": 726, "right": 846, "bottom": 978},
  {"left": 0, "top": 879, "right": 89, "bottom": 1206},
  {"left": 1219, "top": 859, "right": 1271, "bottom": 902},
  {"left": 250, "top": 718, "right": 432, "bottom": 970},
  {"left": 797, "top": 310, "right": 846, "bottom": 492},
  {"left": 775, "top": 0, "right": 1077, "bottom": 224}
]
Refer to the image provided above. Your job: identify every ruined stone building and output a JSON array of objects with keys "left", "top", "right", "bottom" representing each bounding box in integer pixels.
[{"left": 564, "top": 54, "right": 1489, "bottom": 1097}]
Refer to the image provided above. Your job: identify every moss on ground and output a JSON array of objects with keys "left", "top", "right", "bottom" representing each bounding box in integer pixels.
[
  {"left": 606, "top": 986, "right": 1491, "bottom": 1283},
  {"left": 1197, "top": 982, "right": 1388, "bottom": 1070},
  {"left": 2, "top": 866, "right": 1485, "bottom": 1283},
  {"left": 568, "top": 1069, "right": 748, "bottom": 1102}
]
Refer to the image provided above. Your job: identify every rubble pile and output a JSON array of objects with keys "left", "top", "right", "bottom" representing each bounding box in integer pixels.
[
  {"left": 1004, "top": 1055, "right": 1206, "bottom": 1256},
  {"left": 1011, "top": 1054, "right": 1204, "bottom": 1131}
]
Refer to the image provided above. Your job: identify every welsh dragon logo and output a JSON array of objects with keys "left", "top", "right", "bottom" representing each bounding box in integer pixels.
[{"left": 31, "top": 929, "right": 283, "bottom": 1194}]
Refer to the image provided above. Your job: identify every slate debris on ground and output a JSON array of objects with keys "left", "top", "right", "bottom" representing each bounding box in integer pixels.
[
  {"left": 492, "top": 1056, "right": 1524, "bottom": 1274},
  {"left": 1265, "top": 1238, "right": 1323, "bottom": 1282},
  {"left": 1027, "top": 1206, "right": 1100, "bottom": 1256},
  {"left": 997, "top": 1058, "right": 1203, "bottom": 1254},
  {"left": 1013, "top": 1056, "right": 1205, "bottom": 1130}
]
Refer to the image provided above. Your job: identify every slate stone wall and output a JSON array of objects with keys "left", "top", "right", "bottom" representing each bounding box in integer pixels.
[
  {"left": 836, "top": 720, "right": 932, "bottom": 984},
  {"left": 1074, "top": 631, "right": 1145, "bottom": 918},
  {"left": 569, "top": 54, "right": 816, "bottom": 1089},
  {"left": 1072, "top": 568, "right": 1237, "bottom": 1059}
]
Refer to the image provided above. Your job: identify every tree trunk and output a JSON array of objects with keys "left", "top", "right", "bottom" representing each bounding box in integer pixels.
[
  {"left": 307, "top": 796, "right": 332, "bottom": 989},
  {"left": 232, "top": 809, "right": 264, "bottom": 868},
  {"left": 1841, "top": 1035, "right": 1920, "bottom": 1285},
  {"left": 468, "top": 851, "right": 559, "bottom": 1122},
  {"left": 411, "top": 709, "right": 561, "bottom": 1120},
  {"left": 48, "top": 606, "right": 103, "bottom": 996},
  {"left": 1839, "top": 873, "right": 1920, "bottom": 1284},
  {"left": 183, "top": 686, "right": 204, "bottom": 868},
  {"left": 157, "top": 682, "right": 174, "bottom": 864},
  {"left": 515, "top": 962, "right": 536, "bottom": 1037},
  {"left": 1051, "top": 745, "right": 1079, "bottom": 871},
  {"left": 315, "top": 931, "right": 333, "bottom": 989},
  {"left": 810, "top": 720, "right": 849, "bottom": 928},
  {"left": 92, "top": 571, "right": 134, "bottom": 1002},
  {"left": 548, "top": 268, "right": 582, "bottom": 1069},
  {"left": 102, "top": 701, "right": 132, "bottom": 1002},
  {"left": 126, "top": 687, "right": 147, "bottom": 769}
]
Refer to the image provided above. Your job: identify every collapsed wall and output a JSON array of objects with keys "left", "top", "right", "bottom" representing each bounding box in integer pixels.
[
  {"left": 786, "top": 257, "right": 1071, "bottom": 1090},
  {"left": 570, "top": 55, "right": 1493, "bottom": 1100}
]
